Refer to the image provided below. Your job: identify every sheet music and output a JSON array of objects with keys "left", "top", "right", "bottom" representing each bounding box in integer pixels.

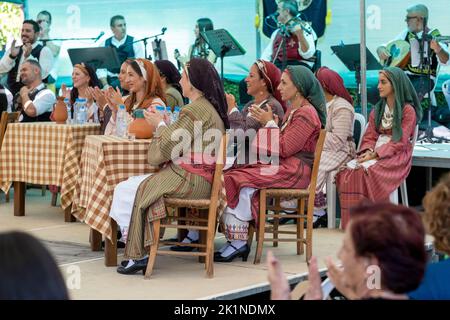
[{"left": 346, "top": 159, "right": 378, "bottom": 170}]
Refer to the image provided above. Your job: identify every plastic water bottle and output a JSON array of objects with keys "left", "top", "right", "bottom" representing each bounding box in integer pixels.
[
  {"left": 166, "top": 107, "right": 173, "bottom": 125},
  {"left": 76, "top": 98, "right": 87, "bottom": 125},
  {"left": 173, "top": 106, "right": 181, "bottom": 122},
  {"left": 64, "top": 98, "right": 72, "bottom": 124},
  {"left": 116, "top": 104, "right": 127, "bottom": 137}
]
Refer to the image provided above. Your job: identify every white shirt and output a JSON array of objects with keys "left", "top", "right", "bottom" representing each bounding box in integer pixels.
[
  {"left": 96, "top": 34, "right": 145, "bottom": 79},
  {"left": 0, "top": 42, "right": 54, "bottom": 82},
  {"left": 28, "top": 83, "right": 56, "bottom": 116},
  {"left": 0, "top": 86, "right": 13, "bottom": 112},
  {"left": 261, "top": 25, "right": 317, "bottom": 67}
]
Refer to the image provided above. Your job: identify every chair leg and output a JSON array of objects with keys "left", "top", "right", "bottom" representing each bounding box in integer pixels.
[
  {"left": 254, "top": 189, "right": 267, "bottom": 264},
  {"left": 273, "top": 197, "right": 280, "bottom": 247},
  {"left": 41, "top": 185, "right": 46, "bottom": 196},
  {"left": 145, "top": 219, "right": 161, "bottom": 279},
  {"left": 326, "top": 172, "right": 337, "bottom": 229},
  {"left": 306, "top": 197, "right": 314, "bottom": 262},
  {"left": 205, "top": 207, "right": 217, "bottom": 279},
  {"left": 247, "top": 222, "right": 255, "bottom": 249},
  {"left": 297, "top": 198, "right": 305, "bottom": 255},
  {"left": 5, "top": 190, "right": 9, "bottom": 202},
  {"left": 400, "top": 181, "right": 409, "bottom": 207},
  {"left": 51, "top": 192, "right": 58, "bottom": 207}
]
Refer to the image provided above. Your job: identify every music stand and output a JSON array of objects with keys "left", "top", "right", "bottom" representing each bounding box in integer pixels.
[
  {"left": 331, "top": 44, "right": 382, "bottom": 107},
  {"left": 67, "top": 47, "right": 121, "bottom": 71},
  {"left": 201, "top": 29, "right": 246, "bottom": 80}
]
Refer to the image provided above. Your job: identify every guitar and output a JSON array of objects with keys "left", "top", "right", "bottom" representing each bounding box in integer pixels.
[{"left": 380, "top": 40, "right": 411, "bottom": 68}]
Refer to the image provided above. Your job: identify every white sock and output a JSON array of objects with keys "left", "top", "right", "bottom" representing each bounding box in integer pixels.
[
  {"left": 221, "top": 240, "right": 246, "bottom": 257},
  {"left": 182, "top": 230, "right": 199, "bottom": 243},
  {"left": 314, "top": 208, "right": 326, "bottom": 217},
  {"left": 217, "top": 241, "right": 231, "bottom": 253},
  {"left": 125, "top": 259, "right": 135, "bottom": 268}
]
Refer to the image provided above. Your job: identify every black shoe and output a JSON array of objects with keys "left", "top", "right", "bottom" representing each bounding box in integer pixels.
[
  {"left": 214, "top": 244, "right": 250, "bottom": 262},
  {"left": 117, "top": 257, "right": 148, "bottom": 275},
  {"left": 170, "top": 235, "right": 199, "bottom": 252},
  {"left": 214, "top": 241, "right": 231, "bottom": 258},
  {"left": 313, "top": 215, "right": 328, "bottom": 229}
]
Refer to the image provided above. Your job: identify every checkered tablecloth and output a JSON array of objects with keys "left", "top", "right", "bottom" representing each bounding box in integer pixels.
[
  {"left": 72, "top": 135, "right": 158, "bottom": 240},
  {"left": 0, "top": 122, "right": 101, "bottom": 208}
]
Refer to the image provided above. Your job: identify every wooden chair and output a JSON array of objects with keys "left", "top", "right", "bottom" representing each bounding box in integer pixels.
[
  {"left": 0, "top": 111, "right": 20, "bottom": 202},
  {"left": 253, "top": 129, "right": 326, "bottom": 264},
  {"left": 144, "top": 133, "right": 227, "bottom": 279}
]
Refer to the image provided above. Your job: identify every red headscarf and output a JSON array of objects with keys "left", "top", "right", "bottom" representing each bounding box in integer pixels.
[
  {"left": 255, "top": 59, "right": 286, "bottom": 112},
  {"left": 315, "top": 67, "right": 353, "bottom": 105}
]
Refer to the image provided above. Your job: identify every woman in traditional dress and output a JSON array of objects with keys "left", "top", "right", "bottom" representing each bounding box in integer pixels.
[
  {"left": 311, "top": 67, "right": 356, "bottom": 226},
  {"left": 336, "top": 66, "right": 422, "bottom": 229},
  {"left": 215, "top": 65, "right": 326, "bottom": 262},
  {"left": 103, "top": 58, "right": 166, "bottom": 135},
  {"left": 114, "top": 58, "right": 228, "bottom": 274}
]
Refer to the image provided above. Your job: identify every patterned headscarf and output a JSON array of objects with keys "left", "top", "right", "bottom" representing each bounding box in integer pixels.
[
  {"left": 185, "top": 58, "right": 230, "bottom": 129},
  {"left": 286, "top": 65, "right": 327, "bottom": 128},
  {"left": 254, "top": 59, "right": 286, "bottom": 111},
  {"left": 315, "top": 66, "right": 353, "bottom": 105},
  {"left": 374, "top": 67, "right": 422, "bottom": 142}
]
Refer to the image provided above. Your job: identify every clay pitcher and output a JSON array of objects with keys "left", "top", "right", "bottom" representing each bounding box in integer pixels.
[
  {"left": 128, "top": 109, "right": 154, "bottom": 139},
  {"left": 53, "top": 96, "right": 68, "bottom": 124}
]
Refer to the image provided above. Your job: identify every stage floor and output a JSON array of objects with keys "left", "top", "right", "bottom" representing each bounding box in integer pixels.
[{"left": 0, "top": 189, "right": 345, "bottom": 300}]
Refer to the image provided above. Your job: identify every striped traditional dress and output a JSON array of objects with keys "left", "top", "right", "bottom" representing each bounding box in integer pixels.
[
  {"left": 336, "top": 104, "right": 416, "bottom": 229},
  {"left": 123, "top": 97, "right": 225, "bottom": 259},
  {"left": 221, "top": 102, "right": 321, "bottom": 239},
  {"left": 315, "top": 96, "right": 355, "bottom": 207}
]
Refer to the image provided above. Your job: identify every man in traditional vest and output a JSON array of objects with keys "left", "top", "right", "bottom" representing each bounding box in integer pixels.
[
  {"left": 16, "top": 60, "right": 55, "bottom": 122},
  {"left": 377, "top": 4, "right": 449, "bottom": 104},
  {"left": 97, "top": 15, "right": 144, "bottom": 89},
  {"left": 261, "top": 0, "right": 317, "bottom": 70},
  {"left": 0, "top": 20, "right": 54, "bottom": 96}
]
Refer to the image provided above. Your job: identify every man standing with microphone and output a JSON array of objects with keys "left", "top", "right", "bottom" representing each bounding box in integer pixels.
[
  {"left": 0, "top": 20, "right": 54, "bottom": 96},
  {"left": 96, "top": 15, "right": 145, "bottom": 89}
]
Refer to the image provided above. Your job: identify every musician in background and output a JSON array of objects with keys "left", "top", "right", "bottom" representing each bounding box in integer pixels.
[
  {"left": 36, "top": 10, "right": 60, "bottom": 93},
  {"left": 0, "top": 20, "right": 54, "bottom": 96},
  {"left": 376, "top": 4, "right": 449, "bottom": 104},
  {"left": 174, "top": 18, "right": 217, "bottom": 68},
  {"left": 97, "top": 15, "right": 144, "bottom": 89},
  {"left": 261, "top": 0, "right": 316, "bottom": 70}
]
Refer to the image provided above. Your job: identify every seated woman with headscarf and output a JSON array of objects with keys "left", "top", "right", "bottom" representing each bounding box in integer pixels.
[
  {"left": 310, "top": 67, "right": 356, "bottom": 226},
  {"left": 225, "top": 59, "right": 285, "bottom": 162},
  {"left": 103, "top": 58, "right": 166, "bottom": 135},
  {"left": 213, "top": 65, "right": 325, "bottom": 262},
  {"left": 154, "top": 60, "right": 184, "bottom": 110},
  {"left": 112, "top": 58, "right": 229, "bottom": 274},
  {"left": 336, "top": 66, "right": 422, "bottom": 229}
]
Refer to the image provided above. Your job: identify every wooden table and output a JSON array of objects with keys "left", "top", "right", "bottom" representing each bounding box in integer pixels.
[
  {"left": 0, "top": 122, "right": 101, "bottom": 221},
  {"left": 71, "top": 135, "right": 158, "bottom": 266}
]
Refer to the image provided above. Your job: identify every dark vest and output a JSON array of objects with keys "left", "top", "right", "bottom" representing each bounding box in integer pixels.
[
  {"left": 6, "top": 44, "right": 49, "bottom": 96},
  {"left": 273, "top": 31, "right": 302, "bottom": 64},
  {"left": 15, "top": 84, "right": 52, "bottom": 122},
  {"left": 105, "top": 35, "right": 135, "bottom": 73},
  {"left": 404, "top": 29, "right": 440, "bottom": 77}
]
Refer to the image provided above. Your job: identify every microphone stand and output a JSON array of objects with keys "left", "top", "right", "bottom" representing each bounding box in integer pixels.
[
  {"left": 417, "top": 19, "right": 449, "bottom": 143},
  {"left": 133, "top": 28, "right": 167, "bottom": 60},
  {"left": 40, "top": 36, "right": 101, "bottom": 46}
]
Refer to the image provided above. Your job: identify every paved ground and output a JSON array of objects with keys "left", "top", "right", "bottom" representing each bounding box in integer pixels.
[{"left": 0, "top": 189, "right": 345, "bottom": 300}]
